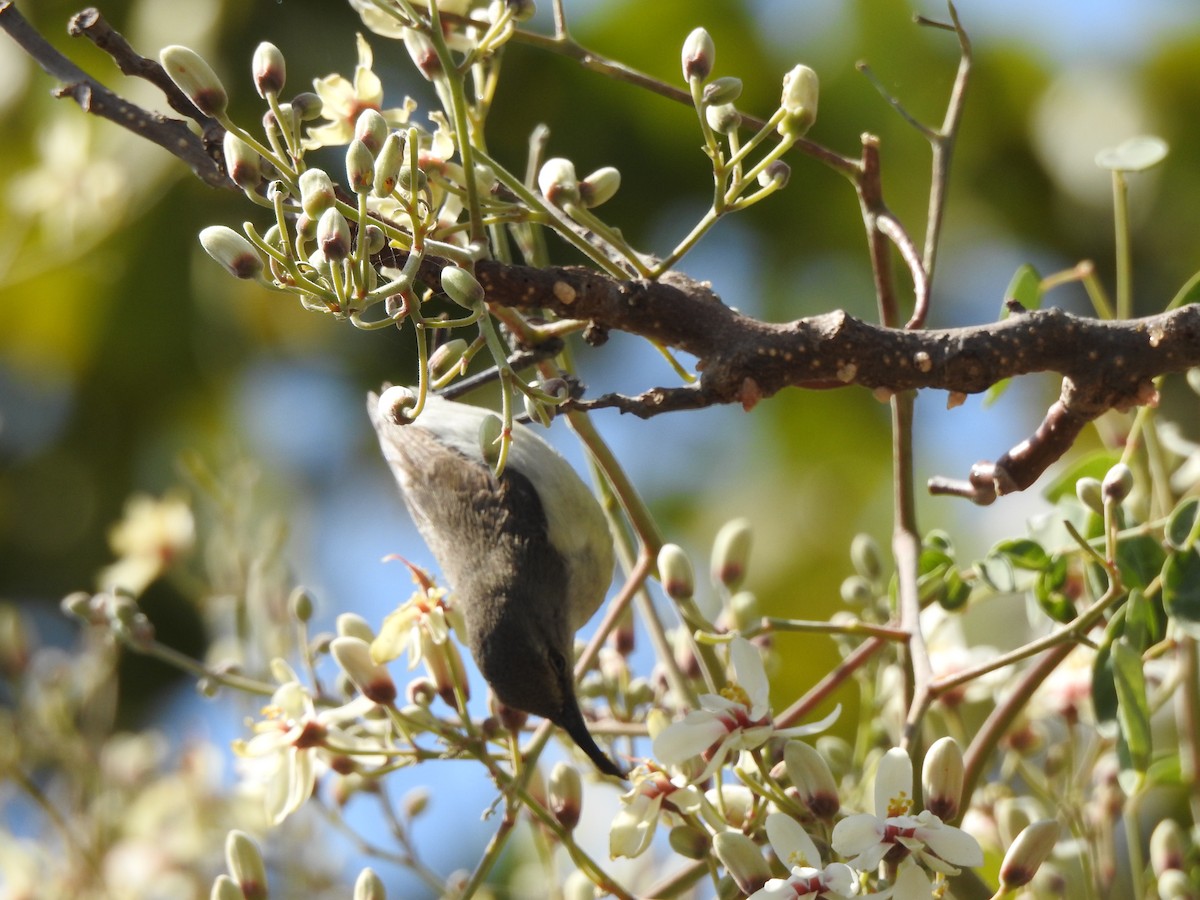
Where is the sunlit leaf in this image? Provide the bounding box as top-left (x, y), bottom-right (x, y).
top-left (1111, 637), bottom-right (1151, 774)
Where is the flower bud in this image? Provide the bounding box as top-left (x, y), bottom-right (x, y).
top-left (292, 91), bottom-right (323, 121)
top-left (252, 42), bottom-right (286, 97)
top-left (331, 636), bottom-right (398, 705)
top-left (429, 339), bottom-right (470, 378)
top-left (199, 226), bottom-right (263, 280)
top-left (999, 819), bottom-right (1060, 889)
top-left (222, 132), bottom-right (262, 190)
top-left (1102, 462), bottom-right (1133, 504)
top-left (406, 676), bottom-right (437, 707)
top-left (160, 45), bottom-right (228, 116)
top-left (337, 612), bottom-right (376, 642)
top-left (784, 740), bottom-right (839, 820)
top-left (579, 166), bottom-right (621, 208)
top-left (374, 132), bottom-right (404, 197)
top-left (354, 109), bottom-right (389, 155)
top-left (727, 591), bottom-right (760, 632)
top-left (353, 868), bottom-right (386, 900)
top-left (712, 517), bottom-right (752, 590)
top-left (851, 532), bottom-right (884, 581)
top-left (289, 587), bottom-right (314, 622)
top-left (62, 591), bottom-right (103, 623)
top-left (1075, 476), bottom-right (1104, 514)
top-left (705, 102), bottom-right (741, 134)
top-left (479, 413), bottom-right (503, 468)
top-left (441, 265), bottom-right (485, 309)
top-left (702, 76), bottom-right (743, 107)
top-left (712, 831), bottom-right (769, 896)
top-left (403, 28), bottom-right (441, 80)
top-left (299, 168), bottom-right (336, 218)
top-left (921, 736), bottom-right (964, 822)
top-left (225, 830), bottom-right (267, 900)
top-left (211, 875), bottom-right (243, 900)
top-left (681, 27), bottom-right (714, 82)
top-left (1150, 818), bottom-right (1187, 877)
top-left (346, 139), bottom-right (375, 195)
top-left (548, 762), bottom-right (583, 831)
top-left (668, 824), bottom-right (710, 860)
top-left (538, 157), bottom-right (580, 206)
top-left (317, 208), bottom-right (352, 262)
top-left (778, 64), bottom-right (819, 138)
top-left (362, 224), bottom-right (386, 257)
top-left (1158, 869), bottom-right (1194, 899)
top-left (840, 575), bottom-right (873, 606)
top-left (657, 543), bottom-right (695, 601)
top-left (757, 160), bottom-right (790, 189)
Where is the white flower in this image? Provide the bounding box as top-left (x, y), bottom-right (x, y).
top-left (831, 748), bottom-right (982, 878)
top-left (371, 574), bottom-right (470, 706)
top-left (653, 637), bottom-right (839, 782)
top-left (609, 765), bottom-right (704, 859)
top-left (234, 680), bottom-right (377, 824)
top-left (98, 493), bottom-right (194, 596)
top-left (304, 34), bottom-right (416, 150)
top-left (749, 813), bottom-right (858, 899)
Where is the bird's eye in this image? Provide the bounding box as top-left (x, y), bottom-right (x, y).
top-left (548, 649), bottom-right (568, 675)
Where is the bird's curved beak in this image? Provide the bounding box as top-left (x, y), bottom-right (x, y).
top-left (555, 694), bottom-right (626, 779)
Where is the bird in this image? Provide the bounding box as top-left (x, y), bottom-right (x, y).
top-left (368, 385), bottom-right (625, 778)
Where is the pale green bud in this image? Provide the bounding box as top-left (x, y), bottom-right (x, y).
top-left (668, 824), bottom-right (710, 860)
top-left (657, 543), bottom-right (695, 600)
top-left (479, 413), bottom-right (503, 468)
top-left (778, 64), bottom-right (819, 138)
top-left (223, 132), bottom-right (261, 189)
top-left (579, 166), bottom-right (621, 208)
top-left (538, 157), bottom-right (580, 206)
top-left (757, 160), bottom-right (790, 189)
top-left (353, 868), bottom-right (386, 900)
top-left (428, 339), bottom-right (470, 378)
top-left (1075, 476), bottom-right (1104, 514)
top-left (727, 591), bottom-right (759, 632)
top-left (252, 42), bottom-right (286, 97)
top-left (299, 168), bottom-right (336, 218)
top-left (921, 736), bottom-right (964, 822)
top-left (999, 819), bottom-right (1060, 890)
top-left (712, 831), bottom-right (769, 896)
top-left (840, 575), bottom-right (873, 606)
top-left (291, 91), bottom-right (323, 121)
top-left (702, 76), bottom-right (743, 106)
top-left (441, 265), bottom-right (485, 309)
top-left (61, 591), bottom-right (100, 623)
top-left (705, 102), bottom-right (741, 134)
top-left (681, 27), bottom-right (714, 82)
top-left (362, 224), bottom-right (386, 257)
top-left (1102, 462), bottom-right (1133, 504)
top-left (548, 762), bottom-right (583, 831)
top-left (346, 139), bottom-right (375, 195)
top-left (374, 132), bottom-right (404, 197)
top-left (711, 517), bottom-right (752, 590)
top-left (317, 207), bottom-right (352, 262)
top-left (160, 45), bottom-right (228, 116)
top-left (851, 532), bottom-right (883, 580)
top-left (199, 226), bottom-right (263, 280)
top-left (403, 787), bottom-right (430, 819)
top-left (354, 109), bottom-right (388, 155)
top-left (289, 587), bottom-right (314, 622)
top-left (225, 830), bottom-right (268, 900)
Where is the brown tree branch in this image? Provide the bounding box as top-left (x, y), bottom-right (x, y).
top-left (5, 3), bottom-right (1196, 507)
top-left (0, 2), bottom-right (227, 189)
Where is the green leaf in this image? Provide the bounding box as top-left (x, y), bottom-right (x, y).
top-left (1092, 639), bottom-right (1118, 724)
top-left (1163, 548), bottom-right (1200, 631)
top-left (1165, 497), bottom-right (1200, 551)
top-left (1116, 535), bottom-right (1165, 590)
top-left (938, 568), bottom-right (972, 612)
top-left (985, 264), bottom-right (1042, 407)
top-left (991, 538), bottom-right (1051, 571)
top-left (1111, 637), bottom-right (1151, 774)
top-left (1124, 589), bottom-right (1166, 651)
top-left (1033, 555), bottom-right (1074, 623)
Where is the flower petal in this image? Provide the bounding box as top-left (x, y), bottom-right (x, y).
top-left (653, 712), bottom-right (728, 765)
top-left (765, 812), bottom-right (822, 869)
top-left (729, 636), bottom-right (771, 713)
